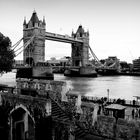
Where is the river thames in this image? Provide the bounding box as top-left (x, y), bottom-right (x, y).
top-left (0, 72), bottom-right (140, 100)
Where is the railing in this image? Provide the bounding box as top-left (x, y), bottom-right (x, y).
top-left (81, 95), bottom-right (140, 107)
top-left (67, 93), bottom-right (140, 108)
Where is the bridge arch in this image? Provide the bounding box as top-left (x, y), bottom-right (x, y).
top-left (25, 57), bottom-right (34, 66)
top-left (10, 104), bottom-right (35, 140)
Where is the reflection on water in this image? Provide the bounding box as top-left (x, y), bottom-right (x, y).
top-left (0, 72), bottom-right (140, 100)
top-left (0, 72), bottom-right (16, 87)
top-left (54, 74), bottom-right (140, 100)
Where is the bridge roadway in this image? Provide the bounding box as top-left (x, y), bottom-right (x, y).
top-left (45, 32), bottom-right (84, 44)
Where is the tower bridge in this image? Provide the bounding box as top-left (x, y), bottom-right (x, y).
top-left (22, 11), bottom-right (90, 68)
top-left (13, 11), bottom-right (120, 77)
top-left (12, 11), bottom-right (92, 67)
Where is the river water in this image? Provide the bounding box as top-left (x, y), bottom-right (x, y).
top-left (0, 72), bottom-right (140, 100)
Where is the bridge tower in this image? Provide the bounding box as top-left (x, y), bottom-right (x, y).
top-left (71, 25), bottom-right (89, 67)
top-left (23, 11), bottom-right (46, 65)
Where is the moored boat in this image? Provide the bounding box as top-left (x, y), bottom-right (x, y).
top-left (97, 68), bottom-right (119, 76)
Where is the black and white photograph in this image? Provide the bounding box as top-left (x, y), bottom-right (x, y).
top-left (0, 0), bottom-right (140, 139)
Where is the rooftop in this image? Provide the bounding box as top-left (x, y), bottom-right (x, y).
top-left (105, 104), bottom-right (126, 110)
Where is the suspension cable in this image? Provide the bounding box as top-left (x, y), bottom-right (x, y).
top-left (5, 38), bottom-right (23, 59)
top-left (12, 38), bottom-right (23, 50)
top-left (88, 46), bottom-right (104, 67)
top-left (15, 35), bottom-right (35, 57)
top-left (14, 39), bottom-right (30, 53)
top-left (14, 45), bottom-right (24, 53)
top-left (15, 49), bottom-right (24, 57)
top-left (24, 35), bottom-right (35, 50)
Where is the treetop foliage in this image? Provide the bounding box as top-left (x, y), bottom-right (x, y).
top-left (0, 32), bottom-right (15, 73)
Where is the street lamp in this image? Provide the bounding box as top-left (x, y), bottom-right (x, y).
top-left (107, 89), bottom-right (109, 102)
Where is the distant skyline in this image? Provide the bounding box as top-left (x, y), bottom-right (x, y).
top-left (0, 0), bottom-right (140, 63)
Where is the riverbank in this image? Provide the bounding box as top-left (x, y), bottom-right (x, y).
top-left (119, 72), bottom-right (140, 76)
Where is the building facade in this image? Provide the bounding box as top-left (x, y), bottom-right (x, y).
top-left (133, 57), bottom-right (140, 72)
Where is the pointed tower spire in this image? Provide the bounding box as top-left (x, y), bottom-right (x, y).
top-left (30, 10), bottom-right (39, 23)
top-left (71, 29), bottom-right (74, 37)
top-left (76, 25), bottom-right (84, 37)
top-left (28, 10), bottom-right (39, 27)
top-left (23, 17), bottom-right (26, 25)
top-left (43, 16), bottom-right (46, 25)
top-left (87, 29), bottom-right (89, 36)
top-left (33, 9), bottom-right (36, 14)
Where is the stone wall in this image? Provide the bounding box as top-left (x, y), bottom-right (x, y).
top-left (73, 101), bottom-right (140, 140)
top-left (94, 115), bottom-right (140, 140)
top-left (16, 78), bottom-right (68, 104)
top-left (116, 118), bottom-right (140, 140)
top-left (96, 115), bottom-right (116, 138)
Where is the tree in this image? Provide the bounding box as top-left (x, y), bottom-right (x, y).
top-left (0, 33), bottom-right (15, 74)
